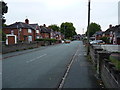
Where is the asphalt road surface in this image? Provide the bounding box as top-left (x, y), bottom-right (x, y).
top-left (2, 41), bottom-right (100, 88)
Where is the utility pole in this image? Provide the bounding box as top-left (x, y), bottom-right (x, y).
top-left (87, 0), bottom-right (91, 55)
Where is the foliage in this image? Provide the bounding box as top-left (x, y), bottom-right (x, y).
top-left (86, 22), bottom-right (101, 37)
top-left (109, 56), bottom-right (120, 70)
top-left (0, 1), bottom-right (8, 24)
top-left (36, 39), bottom-right (57, 42)
top-left (100, 36), bottom-right (110, 44)
top-left (60, 22), bottom-right (77, 39)
top-left (48, 24), bottom-right (60, 31)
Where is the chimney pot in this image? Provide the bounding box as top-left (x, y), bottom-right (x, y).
top-left (25, 19), bottom-right (29, 24)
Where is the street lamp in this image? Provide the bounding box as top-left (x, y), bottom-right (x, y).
top-left (87, 0), bottom-right (91, 55)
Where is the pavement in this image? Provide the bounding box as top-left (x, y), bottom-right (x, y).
top-left (2, 41), bottom-right (101, 88)
top-left (62, 42), bottom-right (101, 88)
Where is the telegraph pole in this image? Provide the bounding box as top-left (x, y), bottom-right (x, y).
top-left (87, 0), bottom-right (91, 55)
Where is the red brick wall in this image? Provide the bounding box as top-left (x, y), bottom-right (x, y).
top-left (3, 28), bottom-right (36, 42)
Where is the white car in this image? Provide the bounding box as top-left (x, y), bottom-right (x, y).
top-left (90, 40), bottom-right (105, 45)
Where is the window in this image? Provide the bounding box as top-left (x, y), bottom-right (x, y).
top-left (28, 29), bottom-right (32, 33)
top-left (36, 30), bottom-right (39, 33)
top-left (36, 36), bottom-right (40, 39)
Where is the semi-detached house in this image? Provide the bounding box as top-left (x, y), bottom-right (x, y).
top-left (3, 19), bottom-right (36, 45)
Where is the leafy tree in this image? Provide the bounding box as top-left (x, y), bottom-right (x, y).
top-left (0, 1), bottom-right (8, 24)
top-left (48, 24), bottom-right (60, 31)
top-left (0, 1), bottom-right (8, 41)
top-left (60, 22), bottom-right (77, 39)
top-left (86, 22), bottom-right (101, 37)
top-left (100, 36), bottom-right (110, 44)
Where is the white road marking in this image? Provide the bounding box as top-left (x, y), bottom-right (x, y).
top-left (58, 45), bottom-right (80, 88)
top-left (26, 54), bottom-right (47, 63)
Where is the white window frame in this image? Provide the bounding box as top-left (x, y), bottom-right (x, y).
top-left (36, 30), bottom-right (39, 33)
top-left (28, 29), bottom-right (32, 33)
top-left (36, 36), bottom-right (40, 39)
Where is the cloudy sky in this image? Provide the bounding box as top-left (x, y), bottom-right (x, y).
top-left (4, 0), bottom-right (120, 34)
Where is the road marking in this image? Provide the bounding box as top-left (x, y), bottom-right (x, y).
top-left (58, 45), bottom-right (80, 88)
top-left (26, 54), bottom-right (47, 63)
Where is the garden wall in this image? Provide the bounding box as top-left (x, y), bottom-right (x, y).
top-left (89, 45), bottom-right (120, 88)
top-left (2, 41), bottom-right (61, 54)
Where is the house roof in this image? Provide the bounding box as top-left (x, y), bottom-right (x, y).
top-left (104, 25), bottom-right (120, 34)
top-left (93, 31), bottom-right (104, 36)
top-left (29, 24), bottom-right (41, 31)
top-left (40, 26), bottom-right (51, 33)
top-left (3, 22), bottom-right (35, 30)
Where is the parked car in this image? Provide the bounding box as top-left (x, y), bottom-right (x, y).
top-left (64, 40), bottom-right (71, 43)
top-left (90, 40), bottom-right (105, 45)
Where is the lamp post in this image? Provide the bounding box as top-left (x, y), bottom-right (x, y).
top-left (87, 0), bottom-right (91, 55)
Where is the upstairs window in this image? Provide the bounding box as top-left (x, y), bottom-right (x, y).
top-left (36, 30), bottom-right (39, 33)
top-left (28, 29), bottom-right (32, 33)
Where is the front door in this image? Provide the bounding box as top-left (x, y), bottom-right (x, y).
top-left (8, 36), bottom-right (15, 45)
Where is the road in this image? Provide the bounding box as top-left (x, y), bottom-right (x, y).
top-left (2, 41), bottom-right (100, 88)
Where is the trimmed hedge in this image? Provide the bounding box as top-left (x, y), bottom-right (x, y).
top-left (35, 39), bottom-right (57, 42)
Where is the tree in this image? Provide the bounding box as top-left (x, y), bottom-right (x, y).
top-left (48, 24), bottom-right (60, 31)
top-left (0, 1), bottom-right (8, 24)
top-left (60, 22), bottom-right (77, 39)
top-left (86, 22), bottom-right (101, 37)
top-left (0, 1), bottom-right (8, 41)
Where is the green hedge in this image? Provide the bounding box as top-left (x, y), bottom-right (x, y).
top-left (35, 39), bottom-right (57, 42)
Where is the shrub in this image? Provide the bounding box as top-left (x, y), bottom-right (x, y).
top-left (100, 37), bottom-right (110, 44)
top-left (35, 39), bottom-right (57, 42)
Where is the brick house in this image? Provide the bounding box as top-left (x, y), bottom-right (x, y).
top-left (40, 24), bottom-right (51, 39)
top-left (104, 25), bottom-right (120, 45)
top-left (30, 24), bottom-right (42, 39)
top-left (93, 31), bottom-right (103, 40)
top-left (3, 19), bottom-right (36, 45)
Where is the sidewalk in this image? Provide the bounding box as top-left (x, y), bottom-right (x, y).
top-left (63, 43), bottom-right (101, 88)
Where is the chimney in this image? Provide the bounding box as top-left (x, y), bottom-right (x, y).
top-left (109, 24), bottom-right (112, 28)
top-left (25, 19), bottom-right (29, 24)
top-left (43, 24), bottom-right (46, 27)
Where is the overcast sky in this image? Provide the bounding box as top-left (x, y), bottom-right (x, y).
top-left (4, 0), bottom-right (119, 34)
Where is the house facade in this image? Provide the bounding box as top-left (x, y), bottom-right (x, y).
top-left (104, 25), bottom-right (120, 45)
top-left (3, 19), bottom-right (63, 45)
top-left (3, 20), bottom-right (36, 45)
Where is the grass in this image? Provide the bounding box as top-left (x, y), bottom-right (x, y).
top-left (109, 56), bottom-right (120, 70)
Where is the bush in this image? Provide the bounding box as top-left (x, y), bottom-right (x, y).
top-left (35, 39), bottom-right (57, 42)
top-left (100, 37), bottom-right (110, 44)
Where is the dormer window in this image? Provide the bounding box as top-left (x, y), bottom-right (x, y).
top-left (28, 29), bottom-right (32, 33)
top-left (36, 30), bottom-right (39, 33)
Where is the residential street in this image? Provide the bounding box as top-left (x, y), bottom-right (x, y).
top-left (2, 41), bottom-right (100, 88)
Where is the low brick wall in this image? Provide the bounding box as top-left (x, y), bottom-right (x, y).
top-left (89, 45), bottom-right (120, 88)
top-left (101, 61), bottom-right (120, 88)
top-left (101, 45), bottom-right (120, 52)
top-left (2, 41), bottom-right (61, 54)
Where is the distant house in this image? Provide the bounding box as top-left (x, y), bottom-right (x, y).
top-left (54, 31), bottom-right (62, 40)
top-left (104, 25), bottom-right (120, 45)
top-left (73, 34), bottom-right (81, 40)
top-left (93, 31), bottom-right (103, 40)
top-left (3, 19), bottom-right (36, 45)
top-left (30, 24), bottom-right (42, 39)
top-left (40, 24), bottom-right (51, 39)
